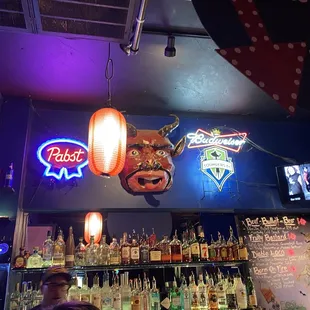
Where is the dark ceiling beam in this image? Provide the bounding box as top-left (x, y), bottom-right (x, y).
top-left (142, 26), bottom-right (211, 39)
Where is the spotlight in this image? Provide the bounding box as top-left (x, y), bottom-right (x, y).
top-left (164, 35), bottom-right (176, 57)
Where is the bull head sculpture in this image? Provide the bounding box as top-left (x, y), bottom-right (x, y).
top-left (119, 115), bottom-right (186, 194)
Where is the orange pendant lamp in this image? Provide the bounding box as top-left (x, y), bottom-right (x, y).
top-left (88, 43), bottom-right (127, 177)
top-left (84, 212), bottom-right (103, 244)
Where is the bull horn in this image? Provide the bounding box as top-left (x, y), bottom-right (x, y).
top-left (127, 123), bottom-right (137, 137)
top-left (158, 114), bottom-right (179, 137)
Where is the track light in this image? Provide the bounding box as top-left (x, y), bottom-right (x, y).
top-left (164, 35), bottom-right (176, 57)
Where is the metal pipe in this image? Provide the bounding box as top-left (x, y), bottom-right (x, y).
top-left (142, 28), bottom-right (211, 39)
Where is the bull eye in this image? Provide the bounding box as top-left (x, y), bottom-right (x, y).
top-left (129, 149), bottom-right (139, 157)
top-left (156, 150), bottom-right (166, 157)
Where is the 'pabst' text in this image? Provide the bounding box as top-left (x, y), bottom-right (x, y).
top-left (47, 147), bottom-right (85, 163)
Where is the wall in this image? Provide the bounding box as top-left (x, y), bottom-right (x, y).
top-left (22, 108), bottom-right (310, 213)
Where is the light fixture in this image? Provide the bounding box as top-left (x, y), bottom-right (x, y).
top-left (164, 35), bottom-right (176, 57)
top-left (84, 212), bottom-right (103, 244)
top-left (88, 43), bottom-right (127, 177)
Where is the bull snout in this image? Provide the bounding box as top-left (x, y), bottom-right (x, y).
top-left (140, 159), bottom-right (162, 171)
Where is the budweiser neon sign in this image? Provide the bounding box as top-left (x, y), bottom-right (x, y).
top-left (37, 138), bottom-right (88, 180)
top-left (187, 128), bottom-right (247, 153)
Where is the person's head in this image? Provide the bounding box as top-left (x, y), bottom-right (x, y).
top-left (52, 301), bottom-right (100, 310)
top-left (40, 267), bottom-right (72, 306)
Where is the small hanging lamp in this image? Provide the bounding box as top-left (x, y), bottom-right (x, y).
top-left (84, 212), bottom-right (103, 244)
top-left (88, 43), bottom-right (127, 177)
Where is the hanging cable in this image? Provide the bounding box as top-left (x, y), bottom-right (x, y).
top-left (105, 43), bottom-right (114, 107)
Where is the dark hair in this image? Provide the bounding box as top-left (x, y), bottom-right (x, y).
top-left (53, 301), bottom-right (100, 310)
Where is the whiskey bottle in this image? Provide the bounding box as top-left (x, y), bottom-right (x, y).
top-left (121, 232), bottom-right (131, 265)
top-left (13, 247), bottom-right (26, 269)
top-left (238, 237), bottom-right (248, 260)
top-left (75, 237), bottom-right (86, 266)
top-left (52, 229), bottom-right (66, 266)
top-left (189, 229), bottom-right (200, 262)
top-left (98, 235), bottom-right (110, 265)
top-left (170, 230), bottom-right (182, 263)
top-left (65, 226), bottom-right (75, 267)
top-left (42, 231), bottom-right (53, 267)
top-left (182, 230), bottom-right (191, 263)
top-left (110, 237), bottom-right (121, 265)
top-left (140, 235), bottom-right (150, 264)
top-left (208, 235), bottom-right (217, 261)
top-left (215, 232), bottom-right (222, 261)
top-left (149, 240), bottom-right (161, 263)
top-left (85, 235), bottom-right (99, 266)
top-left (130, 237), bottom-right (140, 265)
top-left (227, 226), bottom-right (239, 261)
top-left (197, 226), bottom-right (208, 261)
top-left (160, 235), bottom-right (171, 263)
top-left (220, 236), bottom-right (228, 261)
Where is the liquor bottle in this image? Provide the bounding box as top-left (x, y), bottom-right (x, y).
top-left (65, 226), bottom-right (75, 267)
top-left (170, 230), bottom-right (182, 263)
top-left (141, 274), bottom-right (150, 310)
top-left (149, 236), bottom-right (162, 263)
top-left (130, 237), bottom-right (140, 265)
top-left (131, 278), bottom-right (141, 310)
top-left (110, 237), bottom-right (121, 265)
top-left (160, 235), bottom-right (171, 263)
top-left (161, 282), bottom-right (171, 310)
top-left (170, 278), bottom-right (181, 310)
top-left (216, 272), bottom-right (227, 309)
top-left (190, 229), bottom-right (200, 262)
top-left (150, 276), bottom-right (160, 310)
top-left (32, 283), bottom-right (43, 307)
top-left (42, 231), bottom-right (53, 267)
top-left (220, 236), bottom-right (228, 261)
top-left (140, 234), bottom-right (150, 264)
top-left (102, 272), bottom-right (113, 310)
top-left (20, 281), bottom-right (33, 310)
top-left (91, 274), bottom-right (102, 308)
top-left (121, 232), bottom-right (131, 265)
top-left (182, 231), bottom-right (191, 263)
top-left (235, 270), bottom-right (247, 309)
top-left (227, 226), bottom-right (239, 261)
top-left (26, 247), bottom-right (43, 268)
top-left (121, 272), bottom-right (131, 310)
top-left (238, 237), bottom-right (248, 260)
top-left (180, 275), bottom-right (190, 310)
top-left (246, 276), bottom-right (257, 308)
top-left (53, 229), bottom-right (66, 266)
top-left (149, 228), bottom-right (156, 248)
top-left (198, 273), bottom-right (208, 310)
top-left (215, 232), bottom-right (222, 261)
top-left (85, 235), bottom-right (99, 266)
top-left (9, 282), bottom-right (20, 310)
top-left (197, 226), bottom-right (209, 261)
top-left (4, 163), bottom-right (14, 188)
top-left (80, 274), bottom-right (91, 303)
top-left (208, 278), bottom-right (218, 310)
top-left (98, 235), bottom-right (109, 265)
top-left (75, 237), bottom-right (86, 266)
top-left (226, 279), bottom-right (238, 310)
top-left (68, 276), bottom-right (80, 301)
top-left (13, 247), bottom-right (27, 269)
top-left (189, 275), bottom-right (199, 310)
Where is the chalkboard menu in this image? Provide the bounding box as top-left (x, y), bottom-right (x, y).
top-left (237, 215), bottom-right (310, 310)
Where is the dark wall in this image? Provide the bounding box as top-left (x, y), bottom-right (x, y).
top-left (23, 108), bottom-right (310, 213)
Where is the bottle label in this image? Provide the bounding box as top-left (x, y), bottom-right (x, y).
top-left (200, 244), bottom-right (209, 259)
top-left (53, 252), bottom-right (64, 259)
top-left (172, 296), bottom-right (181, 306)
top-left (226, 293), bottom-right (237, 307)
top-left (249, 294), bottom-right (257, 306)
top-left (150, 250), bottom-right (161, 261)
top-left (232, 244), bottom-right (239, 260)
top-left (239, 248), bottom-right (248, 260)
top-left (131, 248), bottom-right (140, 260)
top-left (209, 248), bottom-right (216, 259)
top-left (65, 255), bottom-right (74, 262)
top-left (227, 246), bottom-right (234, 260)
top-left (122, 246), bottom-right (130, 258)
top-left (110, 256), bottom-right (120, 264)
top-left (43, 253), bottom-right (52, 261)
top-left (191, 243), bottom-right (200, 255)
top-left (102, 296), bottom-right (112, 307)
top-left (92, 294), bottom-right (101, 307)
top-left (15, 257), bottom-right (25, 268)
top-left (69, 295), bottom-right (80, 301)
top-left (81, 294), bottom-right (90, 303)
top-left (208, 293), bottom-right (218, 307)
top-left (131, 296), bottom-right (141, 310)
top-left (171, 253), bottom-right (182, 262)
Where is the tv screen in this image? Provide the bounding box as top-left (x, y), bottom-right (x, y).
top-left (276, 164), bottom-right (310, 204)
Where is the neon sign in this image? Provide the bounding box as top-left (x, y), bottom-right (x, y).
top-left (187, 128), bottom-right (247, 153)
top-left (37, 138), bottom-right (88, 180)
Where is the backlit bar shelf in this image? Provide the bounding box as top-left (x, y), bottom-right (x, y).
top-left (11, 260), bottom-right (248, 273)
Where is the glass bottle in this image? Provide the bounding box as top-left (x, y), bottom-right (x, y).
top-left (150, 276), bottom-right (160, 310)
top-left (121, 272), bottom-right (132, 310)
top-left (189, 275), bottom-right (199, 310)
top-left (220, 236), bottom-right (228, 261)
top-left (130, 236), bottom-right (140, 265)
top-left (13, 247), bottom-right (27, 269)
top-left (215, 232), bottom-right (222, 262)
top-left (110, 237), bottom-right (121, 265)
top-left (121, 232), bottom-right (131, 265)
top-left (68, 276), bottom-right (80, 301)
top-left (80, 274), bottom-right (91, 303)
top-left (149, 238), bottom-right (162, 263)
top-left (160, 235), bottom-right (171, 263)
top-left (32, 283), bottom-right (43, 307)
top-left (197, 226), bottom-right (209, 261)
top-left (141, 274), bottom-right (150, 310)
top-left (86, 235), bottom-right (99, 266)
top-left (235, 271), bottom-right (247, 309)
top-left (198, 273), bottom-right (207, 310)
top-left (91, 274), bottom-right (102, 308)
top-left (9, 282), bottom-right (20, 310)
top-left (42, 231), bottom-right (53, 267)
top-left (52, 229), bottom-right (66, 266)
top-left (208, 278), bottom-right (218, 310)
top-left (140, 235), bottom-right (150, 264)
top-left (131, 278), bottom-right (141, 310)
top-left (75, 237), bottom-right (86, 266)
top-left (226, 278), bottom-right (238, 310)
top-left (27, 247), bottom-right (43, 268)
top-left (149, 228), bottom-right (157, 248)
top-left (170, 278), bottom-right (181, 310)
top-left (102, 272), bottom-right (113, 310)
top-left (227, 226), bottom-right (239, 261)
top-left (190, 229), bottom-right (200, 262)
top-left (216, 272), bottom-right (227, 309)
top-left (246, 276), bottom-right (257, 308)
top-left (182, 231), bottom-right (191, 263)
top-left (170, 230), bottom-right (182, 263)
top-left (98, 235), bottom-right (110, 265)
top-left (209, 235), bottom-right (217, 261)
top-left (20, 281), bottom-right (33, 310)
top-left (65, 226), bottom-right (75, 267)
top-left (238, 237), bottom-right (248, 260)
top-left (180, 275), bottom-right (190, 310)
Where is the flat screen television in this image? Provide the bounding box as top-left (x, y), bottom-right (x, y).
top-left (276, 163), bottom-right (310, 205)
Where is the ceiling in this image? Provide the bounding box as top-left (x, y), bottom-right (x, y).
top-left (0, 0), bottom-right (308, 119)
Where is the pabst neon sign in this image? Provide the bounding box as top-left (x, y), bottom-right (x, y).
top-left (187, 128), bottom-right (247, 153)
top-left (37, 138), bottom-right (88, 180)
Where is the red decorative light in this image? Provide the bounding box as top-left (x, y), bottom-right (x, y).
top-left (84, 212), bottom-right (103, 244)
top-left (88, 108), bottom-right (127, 177)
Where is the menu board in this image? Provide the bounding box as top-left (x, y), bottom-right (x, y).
top-left (237, 215), bottom-right (310, 310)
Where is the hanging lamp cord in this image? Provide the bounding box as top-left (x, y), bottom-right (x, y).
top-left (105, 42), bottom-right (114, 107)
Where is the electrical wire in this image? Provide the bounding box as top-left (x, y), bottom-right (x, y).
top-left (105, 42), bottom-right (114, 107)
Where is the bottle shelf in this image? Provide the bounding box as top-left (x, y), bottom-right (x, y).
top-left (11, 260), bottom-right (248, 274)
